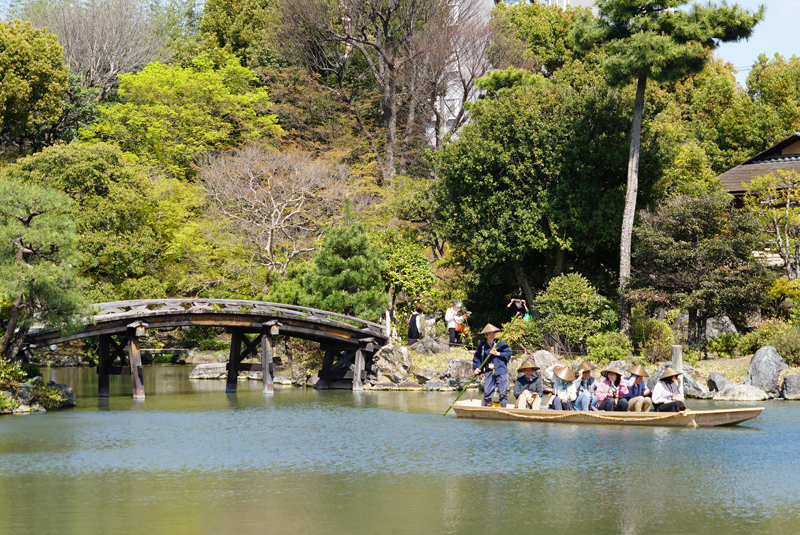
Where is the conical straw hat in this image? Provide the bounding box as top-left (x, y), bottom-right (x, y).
top-left (554, 366), bottom-right (575, 382)
top-left (480, 323), bottom-right (501, 335)
top-left (517, 359), bottom-right (539, 372)
top-left (627, 364), bottom-right (649, 378)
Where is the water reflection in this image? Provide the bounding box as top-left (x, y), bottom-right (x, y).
top-left (0, 367), bottom-right (798, 535)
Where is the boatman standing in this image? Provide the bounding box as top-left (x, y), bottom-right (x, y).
top-left (473, 324), bottom-right (512, 408)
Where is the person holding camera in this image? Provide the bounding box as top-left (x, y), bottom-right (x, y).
top-left (506, 298), bottom-right (528, 319)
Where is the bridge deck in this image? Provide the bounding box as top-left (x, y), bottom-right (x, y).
top-left (25, 299), bottom-right (389, 349)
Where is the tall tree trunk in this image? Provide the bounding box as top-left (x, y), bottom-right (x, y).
top-left (513, 260), bottom-right (536, 314)
top-left (619, 74), bottom-right (647, 337)
top-left (382, 74), bottom-right (398, 179)
top-left (0, 292), bottom-right (25, 359)
top-left (687, 308), bottom-right (698, 348)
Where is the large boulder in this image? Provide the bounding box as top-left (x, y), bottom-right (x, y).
top-left (47, 382), bottom-right (76, 406)
top-left (442, 359), bottom-right (474, 389)
top-left (185, 352), bottom-right (218, 365)
top-left (372, 345), bottom-right (411, 384)
top-left (646, 362), bottom-right (712, 399)
top-left (781, 375), bottom-right (800, 400)
top-left (706, 316), bottom-right (738, 338)
top-left (707, 372), bottom-right (732, 392)
top-left (713, 383), bottom-right (769, 401)
top-left (410, 337), bottom-right (449, 356)
top-left (188, 363), bottom-right (227, 379)
top-left (744, 346), bottom-right (787, 396)
top-left (17, 383), bottom-right (32, 405)
top-left (413, 368), bottom-right (436, 384)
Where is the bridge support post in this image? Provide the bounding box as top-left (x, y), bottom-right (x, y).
top-left (227, 331), bottom-right (242, 393)
top-left (261, 332), bottom-right (274, 395)
top-left (353, 349), bottom-right (364, 391)
top-left (318, 349), bottom-right (334, 389)
top-left (127, 328), bottom-right (145, 399)
top-left (97, 335), bottom-right (110, 397)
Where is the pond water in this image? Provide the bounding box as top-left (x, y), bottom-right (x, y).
top-left (1, 366), bottom-right (799, 535)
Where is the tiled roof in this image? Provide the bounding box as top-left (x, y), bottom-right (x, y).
top-left (720, 157), bottom-right (800, 195)
top-left (719, 132), bottom-right (800, 195)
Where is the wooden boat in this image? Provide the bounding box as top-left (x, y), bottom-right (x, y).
top-left (451, 399), bottom-right (764, 427)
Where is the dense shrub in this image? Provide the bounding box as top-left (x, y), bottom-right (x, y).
top-left (770, 330), bottom-right (800, 366)
top-left (178, 326), bottom-right (228, 351)
top-left (586, 331), bottom-right (633, 364)
top-left (21, 363), bottom-right (41, 380)
top-left (739, 319), bottom-right (794, 355)
top-left (30, 383), bottom-right (66, 410)
top-left (630, 311), bottom-right (674, 363)
top-left (707, 332), bottom-right (740, 359)
top-left (0, 394), bottom-right (17, 411)
top-left (0, 361), bottom-right (25, 390)
top-left (534, 273), bottom-right (617, 353)
top-left (501, 318), bottom-right (544, 351)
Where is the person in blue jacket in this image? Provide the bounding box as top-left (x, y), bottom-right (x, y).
top-left (472, 323), bottom-right (512, 408)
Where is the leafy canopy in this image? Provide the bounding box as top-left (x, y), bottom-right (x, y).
top-left (0, 20), bottom-right (68, 150)
top-left (82, 54), bottom-right (282, 179)
top-left (572, 0), bottom-right (765, 86)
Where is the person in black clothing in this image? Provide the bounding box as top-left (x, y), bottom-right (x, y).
top-left (407, 304), bottom-right (424, 346)
top-left (506, 298), bottom-right (528, 318)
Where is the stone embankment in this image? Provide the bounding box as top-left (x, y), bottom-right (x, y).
top-left (1, 376), bottom-right (77, 415)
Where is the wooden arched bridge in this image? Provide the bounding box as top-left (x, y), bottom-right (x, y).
top-left (24, 299), bottom-right (390, 399)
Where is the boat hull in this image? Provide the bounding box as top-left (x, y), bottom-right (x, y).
top-left (451, 400), bottom-right (764, 427)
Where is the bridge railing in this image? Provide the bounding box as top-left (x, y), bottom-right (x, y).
top-left (90, 299), bottom-right (387, 334)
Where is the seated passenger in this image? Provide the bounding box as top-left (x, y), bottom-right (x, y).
top-left (573, 361), bottom-right (597, 411)
top-left (624, 364), bottom-right (652, 412)
top-left (595, 366), bottom-right (629, 411)
top-left (545, 365), bottom-right (576, 410)
top-left (652, 367), bottom-right (686, 412)
top-left (513, 359), bottom-right (542, 410)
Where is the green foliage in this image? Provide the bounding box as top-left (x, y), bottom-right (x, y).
top-left (0, 394), bottom-right (18, 411)
top-left (707, 332), bottom-right (740, 359)
top-left (0, 20), bottom-right (68, 151)
top-left (534, 273), bottom-right (617, 352)
top-left (0, 177), bottom-right (86, 357)
top-left (747, 54), bottom-right (800, 135)
top-left (630, 307), bottom-right (674, 363)
top-left (200, 0), bottom-right (281, 69)
top-left (500, 317), bottom-right (544, 352)
top-left (83, 56), bottom-right (282, 179)
top-left (436, 63), bottom-right (675, 294)
top-left (572, 0), bottom-right (764, 87)
top-left (29, 382), bottom-right (66, 410)
top-left (301, 207), bottom-right (388, 321)
top-left (474, 67), bottom-right (542, 99)
top-left (376, 228), bottom-right (435, 313)
top-left (20, 363), bottom-right (41, 380)
top-left (178, 326), bottom-right (228, 351)
top-left (632, 191), bottom-right (771, 344)
top-left (152, 354), bottom-right (177, 364)
top-left (0, 361), bottom-right (26, 390)
top-left (1, 143), bottom-right (200, 299)
top-left (770, 330), bottom-right (800, 367)
top-left (738, 319), bottom-right (794, 356)
top-left (491, 2), bottom-right (590, 76)
top-left (586, 331), bottom-right (633, 365)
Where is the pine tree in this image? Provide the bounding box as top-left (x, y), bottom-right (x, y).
top-left (301, 202), bottom-right (387, 321)
top-left (0, 177), bottom-right (86, 360)
top-left (572, 0), bottom-right (764, 336)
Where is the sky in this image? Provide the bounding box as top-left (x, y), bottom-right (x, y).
top-left (714, 0), bottom-right (800, 86)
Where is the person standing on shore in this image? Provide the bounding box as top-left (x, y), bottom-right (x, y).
top-left (407, 304), bottom-right (424, 346)
top-left (445, 301), bottom-right (466, 347)
top-left (472, 324), bottom-right (512, 408)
